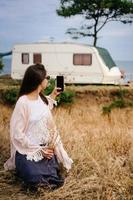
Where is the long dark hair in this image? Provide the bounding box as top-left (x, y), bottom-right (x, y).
top-left (18, 63), bottom-right (48, 105)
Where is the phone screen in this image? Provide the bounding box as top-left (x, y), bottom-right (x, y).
top-left (56, 76), bottom-right (64, 92)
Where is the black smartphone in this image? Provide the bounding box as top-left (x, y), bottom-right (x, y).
top-left (56, 76), bottom-right (64, 92)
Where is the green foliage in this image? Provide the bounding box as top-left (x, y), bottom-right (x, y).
top-left (1, 78), bottom-right (75, 105)
top-left (102, 105), bottom-right (112, 114)
top-left (57, 0), bottom-right (133, 46)
top-left (44, 78), bottom-right (75, 105)
top-left (0, 58), bottom-right (4, 71)
top-left (110, 88), bottom-right (128, 98)
top-left (2, 88), bottom-right (18, 105)
top-left (44, 79), bottom-right (55, 95)
top-left (103, 98), bottom-right (125, 114)
top-left (56, 90), bottom-right (75, 105)
top-left (103, 88), bottom-right (133, 114)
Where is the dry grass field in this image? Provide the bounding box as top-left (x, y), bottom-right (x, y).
top-left (0, 86), bottom-right (133, 200)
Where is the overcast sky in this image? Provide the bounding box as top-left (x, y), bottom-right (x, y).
top-left (0, 0), bottom-right (133, 61)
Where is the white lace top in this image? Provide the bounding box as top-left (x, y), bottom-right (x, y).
top-left (25, 96), bottom-right (52, 161)
top-left (4, 95), bottom-right (73, 171)
top-left (26, 97), bottom-right (51, 145)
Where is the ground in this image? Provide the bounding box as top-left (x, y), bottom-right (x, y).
top-left (0, 76), bottom-right (133, 200)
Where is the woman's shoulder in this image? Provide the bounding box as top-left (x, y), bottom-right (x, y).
top-left (11, 96), bottom-right (30, 119)
top-left (15, 95), bottom-right (28, 107)
top-left (17, 95), bottom-right (27, 103)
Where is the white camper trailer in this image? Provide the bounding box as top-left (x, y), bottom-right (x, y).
top-left (11, 42), bottom-right (122, 84)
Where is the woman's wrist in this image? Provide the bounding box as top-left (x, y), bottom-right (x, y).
top-left (49, 93), bottom-right (56, 100)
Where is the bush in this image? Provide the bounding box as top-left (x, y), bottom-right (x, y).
top-left (44, 79), bottom-right (55, 95)
top-left (56, 90), bottom-right (75, 105)
top-left (102, 105), bottom-right (112, 114)
top-left (2, 88), bottom-right (18, 105)
top-left (1, 78), bottom-right (75, 106)
top-left (0, 58), bottom-right (4, 71)
top-left (102, 98), bottom-right (133, 115)
top-left (102, 86), bottom-right (133, 115)
top-left (44, 78), bottom-right (75, 105)
top-left (110, 89), bottom-right (128, 98)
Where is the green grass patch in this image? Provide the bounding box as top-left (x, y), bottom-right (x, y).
top-left (103, 95), bottom-right (133, 114)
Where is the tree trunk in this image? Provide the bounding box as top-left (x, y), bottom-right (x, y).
top-left (93, 20), bottom-right (98, 47)
top-left (93, 35), bottom-right (97, 47)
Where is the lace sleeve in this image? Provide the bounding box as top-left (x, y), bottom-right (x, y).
top-left (11, 100), bottom-right (42, 155)
top-left (46, 95), bottom-right (57, 110)
top-left (54, 134), bottom-right (73, 171)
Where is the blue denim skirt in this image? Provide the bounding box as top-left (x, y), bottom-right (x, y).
top-left (15, 151), bottom-right (64, 188)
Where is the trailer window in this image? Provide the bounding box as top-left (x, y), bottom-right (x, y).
top-left (33, 53), bottom-right (42, 64)
top-left (22, 53), bottom-right (29, 64)
top-left (73, 54), bottom-right (92, 65)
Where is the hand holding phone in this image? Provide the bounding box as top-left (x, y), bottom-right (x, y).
top-left (56, 76), bottom-right (64, 92)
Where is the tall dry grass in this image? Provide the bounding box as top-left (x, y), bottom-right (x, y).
top-left (0, 94), bottom-right (133, 200)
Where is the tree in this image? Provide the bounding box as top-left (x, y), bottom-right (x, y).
top-left (0, 51), bottom-right (12, 72)
top-left (57, 0), bottom-right (133, 46)
top-left (0, 57), bottom-right (4, 71)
